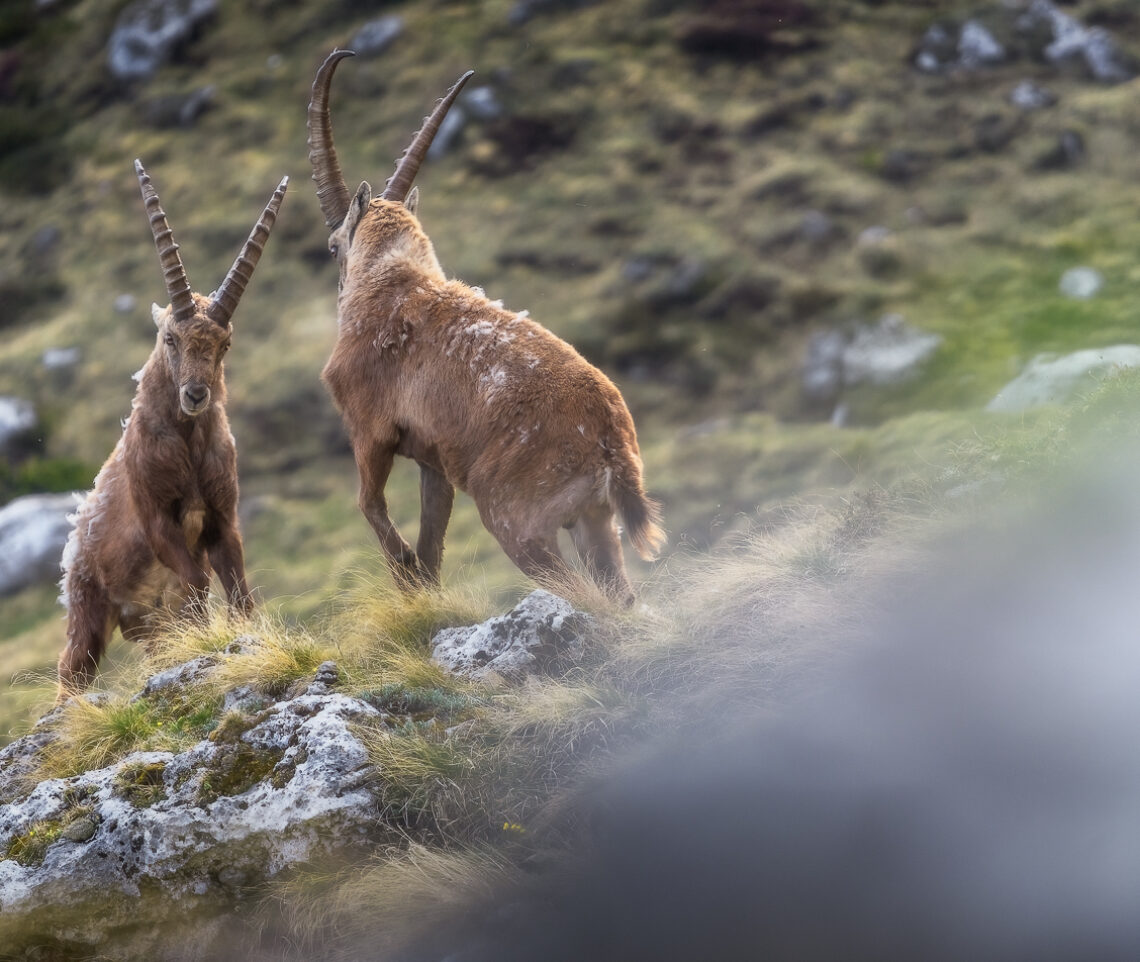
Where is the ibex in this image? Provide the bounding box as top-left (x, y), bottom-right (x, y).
top-left (56, 161), bottom-right (287, 696)
top-left (307, 50), bottom-right (664, 604)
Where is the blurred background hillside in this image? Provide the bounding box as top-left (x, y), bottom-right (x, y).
top-left (3, 0), bottom-right (1140, 738)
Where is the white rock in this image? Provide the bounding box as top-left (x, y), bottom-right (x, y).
top-left (842, 314), bottom-right (942, 387)
top-left (987, 345), bottom-right (1140, 412)
top-left (432, 590), bottom-right (592, 682)
top-left (1059, 266), bottom-right (1103, 300)
top-left (0, 492), bottom-right (77, 596)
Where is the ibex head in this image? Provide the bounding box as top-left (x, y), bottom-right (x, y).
top-left (307, 50), bottom-right (472, 281)
top-left (135, 159), bottom-right (287, 417)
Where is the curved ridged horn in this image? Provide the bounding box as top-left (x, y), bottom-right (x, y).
top-left (307, 48), bottom-right (355, 230)
top-left (208, 176), bottom-right (289, 326)
top-left (135, 159), bottom-right (195, 323)
top-left (381, 69), bottom-right (474, 203)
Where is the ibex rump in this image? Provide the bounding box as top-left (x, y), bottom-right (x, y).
top-left (308, 50), bottom-right (664, 604)
top-left (56, 162), bottom-right (287, 696)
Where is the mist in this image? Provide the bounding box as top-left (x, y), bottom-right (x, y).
top-left (396, 467), bottom-right (1140, 961)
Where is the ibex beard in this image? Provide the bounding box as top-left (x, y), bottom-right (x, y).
top-left (308, 51), bottom-right (665, 605)
top-left (56, 162), bottom-right (287, 698)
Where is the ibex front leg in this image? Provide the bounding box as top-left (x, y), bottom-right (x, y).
top-left (206, 516), bottom-right (255, 615)
top-left (357, 439), bottom-right (427, 591)
top-left (416, 464), bottom-right (454, 587)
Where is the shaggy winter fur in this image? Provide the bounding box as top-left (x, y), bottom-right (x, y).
top-left (56, 164), bottom-right (286, 696)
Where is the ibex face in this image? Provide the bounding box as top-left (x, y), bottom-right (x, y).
top-left (135, 159), bottom-right (287, 418)
top-left (152, 296), bottom-right (232, 417)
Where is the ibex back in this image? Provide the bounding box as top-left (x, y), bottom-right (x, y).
top-left (57, 162), bottom-right (287, 697)
top-left (308, 51), bottom-right (664, 604)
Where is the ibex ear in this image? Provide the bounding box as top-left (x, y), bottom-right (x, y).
top-left (346, 180), bottom-right (371, 245)
top-left (404, 186), bottom-right (419, 217)
top-left (151, 303), bottom-right (166, 327)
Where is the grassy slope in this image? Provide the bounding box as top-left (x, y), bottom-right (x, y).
top-left (3, 0), bottom-right (1140, 737)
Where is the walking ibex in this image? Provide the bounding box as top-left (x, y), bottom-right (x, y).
top-left (307, 50), bottom-right (664, 604)
top-left (57, 161), bottom-right (287, 696)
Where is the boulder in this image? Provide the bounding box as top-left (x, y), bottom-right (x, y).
top-left (349, 15), bottom-right (404, 58)
top-left (914, 19), bottom-right (1005, 73)
top-left (1059, 266), bottom-right (1103, 300)
top-left (986, 346), bottom-right (1140, 413)
top-left (1022, 0), bottom-right (1135, 83)
top-left (841, 314), bottom-right (942, 388)
top-left (432, 590), bottom-right (593, 682)
top-left (1009, 79), bottom-right (1056, 110)
top-left (106, 0), bottom-right (217, 82)
top-left (0, 396), bottom-right (37, 459)
top-left (0, 492), bottom-right (76, 597)
top-left (41, 347), bottom-right (80, 371)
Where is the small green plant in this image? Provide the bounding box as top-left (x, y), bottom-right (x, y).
top-left (113, 761), bottom-right (168, 808)
top-left (4, 819), bottom-right (64, 867)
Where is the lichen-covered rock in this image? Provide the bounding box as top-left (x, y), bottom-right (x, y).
top-left (0, 671), bottom-right (381, 956)
top-left (432, 590), bottom-right (593, 682)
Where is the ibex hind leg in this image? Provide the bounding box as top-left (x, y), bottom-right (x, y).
top-left (357, 440), bottom-right (430, 592)
top-left (57, 583), bottom-right (115, 700)
top-left (416, 465), bottom-right (455, 587)
top-left (496, 527), bottom-right (581, 596)
top-left (570, 510), bottom-right (635, 607)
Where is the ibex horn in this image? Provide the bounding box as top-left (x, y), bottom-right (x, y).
top-left (381, 69), bottom-right (474, 203)
top-left (209, 176), bottom-right (289, 326)
top-left (135, 159), bottom-right (195, 324)
top-left (307, 48), bottom-right (355, 230)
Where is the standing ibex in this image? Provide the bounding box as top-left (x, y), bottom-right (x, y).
top-left (307, 50), bottom-right (664, 604)
top-left (56, 161), bottom-right (287, 696)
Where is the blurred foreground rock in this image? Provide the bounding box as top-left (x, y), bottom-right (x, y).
top-left (0, 493), bottom-right (75, 597)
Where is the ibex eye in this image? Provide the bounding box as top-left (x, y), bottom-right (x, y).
top-left (164, 333), bottom-right (175, 346)
top-left (330, 243), bottom-right (339, 258)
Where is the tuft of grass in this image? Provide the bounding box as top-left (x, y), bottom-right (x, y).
top-left (329, 575), bottom-right (494, 698)
top-left (359, 722), bottom-right (479, 833)
top-left (3, 819), bottom-right (64, 867)
top-left (264, 844), bottom-right (522, 962)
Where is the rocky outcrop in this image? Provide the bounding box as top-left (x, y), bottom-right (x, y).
top-left (0, 591), bottom-right (593, 957)
top-left (0, 676), bottom-right (380, 956)
top-left (0, 492), bottom-right (76, 597)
